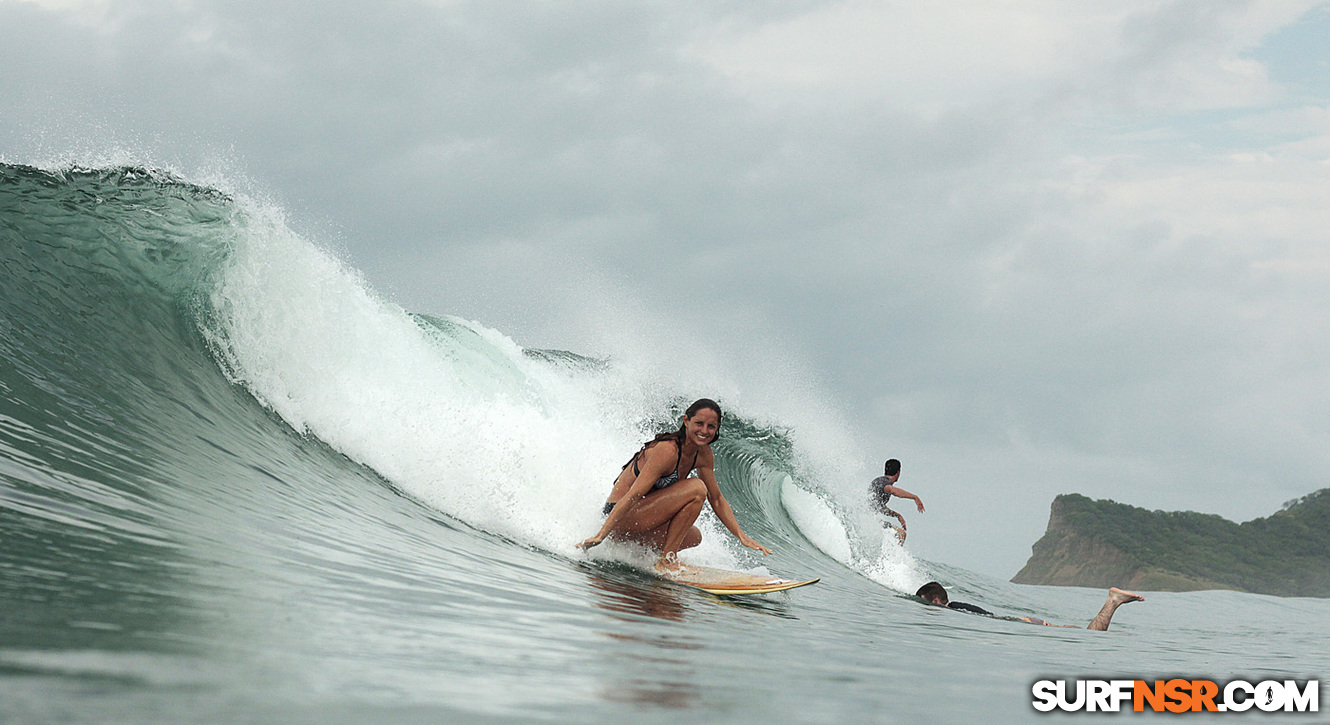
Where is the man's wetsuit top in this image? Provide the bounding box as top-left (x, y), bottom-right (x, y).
top-left (948, 601), bottom-right (1049, 625)
top-left (869, 475), bottom-right (894, 511)
top-left (947, 601), bottom-right (993, 616)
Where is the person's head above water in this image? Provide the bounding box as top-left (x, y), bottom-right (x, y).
top-left (680, 398), bottom-right (722, 445)
top-left (915, 581), bottom-right (948, 606)
top-left (649, 398), bottom-right (722, 448)
top-left (884, 459), bottom-right (901, 477)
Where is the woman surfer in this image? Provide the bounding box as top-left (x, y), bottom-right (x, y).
top-left (576, 398), bottom-right (772, 572)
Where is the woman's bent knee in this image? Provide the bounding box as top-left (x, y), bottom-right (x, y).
top-left (681, 477), bottom-right (707, 499)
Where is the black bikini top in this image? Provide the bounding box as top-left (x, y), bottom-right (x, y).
top-left (627, 441), bottom-right (697, 489)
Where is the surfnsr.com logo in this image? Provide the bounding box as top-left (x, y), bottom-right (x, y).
top-left (1032, 679), bottom-right (1319, 713)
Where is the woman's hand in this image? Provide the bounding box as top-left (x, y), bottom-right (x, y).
top-left (740, 536), bottom-right (772, 556)
top-left (577, 536), bottom-right (603, 551)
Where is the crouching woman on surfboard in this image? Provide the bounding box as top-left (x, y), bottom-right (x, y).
top-left (576, 398), bottom-right (772, 572)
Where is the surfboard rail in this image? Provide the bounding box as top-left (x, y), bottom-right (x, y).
top-left (659, 564), bottom-right (820, 596)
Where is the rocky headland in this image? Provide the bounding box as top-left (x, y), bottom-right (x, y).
top-left (1012, 489), bottom-right (1330, 596)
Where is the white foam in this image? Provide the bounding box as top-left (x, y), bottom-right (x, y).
top-left (858, 526), bottom-right (928, 593)
top-left (781, 478), bottom-right (852, 563)
top-left (781, 476), bottom-right (929, 592)
top-left (205, 200), bottom-right (644, 556)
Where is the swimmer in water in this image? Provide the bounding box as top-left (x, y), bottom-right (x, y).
top-left (915, 581), bottom-right (1144, 631)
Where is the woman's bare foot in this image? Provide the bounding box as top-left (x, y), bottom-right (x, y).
top-left (1088, 588), bottom-right (1144, 630)
top-left (654, 552), bottom-right (684, 576)
top-left (1108, 587), bottom-right (1145, 605)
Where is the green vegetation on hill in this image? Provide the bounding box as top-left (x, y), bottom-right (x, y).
top-left (1013, 489), bottom-right (1330, 596)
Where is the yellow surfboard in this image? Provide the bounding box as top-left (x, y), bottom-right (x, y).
top-left (659, 563), bottom-right (819, 595)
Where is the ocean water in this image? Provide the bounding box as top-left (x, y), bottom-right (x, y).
top-left (1, 163), bottom-right (1325, 724)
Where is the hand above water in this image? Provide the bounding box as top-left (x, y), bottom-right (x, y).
top-left (740, 536), bottom-right (772, 556)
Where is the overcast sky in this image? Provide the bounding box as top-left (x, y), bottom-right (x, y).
top-left (4, 0), bottom-right (1329, 576)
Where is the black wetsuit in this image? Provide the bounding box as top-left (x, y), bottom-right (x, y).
top-left (947, 601), bottom-right (993, 616)
top-left (948, 600), bottom-right (1050, 624)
